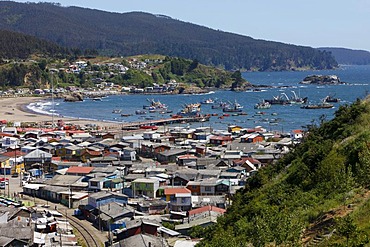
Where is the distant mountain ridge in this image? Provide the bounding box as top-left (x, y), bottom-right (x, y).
top-left (318, 47), bottom-right (370, 65)
top-left (0, 1), bottom-right (337, 71)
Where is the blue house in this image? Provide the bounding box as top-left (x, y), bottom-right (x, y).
top-left (88, 191), bottom-right (128, 208)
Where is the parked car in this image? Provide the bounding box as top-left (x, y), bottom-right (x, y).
top-left (0, 178), bottom-right (9, 185)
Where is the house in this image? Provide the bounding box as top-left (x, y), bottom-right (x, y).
top-left (164, 187), bottom-right (192, 211)
top-left (1, 136), bottom-right (19, 149)
top-left (197, 169), bottom-right (221, 180)
top-left (0, 155), bottom-right (11, 175)
top-left (186, 181), bottom-right (201, 195)
top-left (140, 143), bottom-right (171, 158)
top-left (66, 166), bottom-right (94, 176)
top-left (175, 205), bottom-right (226, 235)
top-left (177, 154), bottom-right (198, 167)
top-left (291, 129), bottom-right (304, 140)
top-left (89, 156), bottom-right (118, 167)
top-left (122, 147), bottom-right (136, 161)
top-left (252, 154), bottom-right (276, 165)
top-left (227, 125), bottom-right (243, 134)
top-left (23, 149), bottom-right (53, 172)
top-left (132, 178), bottom-right (159, 198)
top-left (234, 157), bottom-right (262, 171)
top-left (200, 179), bottom-right (218, 195)
top-left (88, 177), bottom-right (106, 191)
top-left (156, 149), bottom-right (187, 164)
top-left (142, 131), bottom-right (161, 140)
top-left (136, 199), bottom-right (168, 215)
top-left (114, 223), bottom-right (161, 244)
top-left (98, 202), bottom-right (134, 230)
top-left (221, 150), bottom-right (242, 165)
top-left (240, 133), bottom-right (264, 143)
top-left (88, 191), bottom-right (128, 208)
top-left (209, 135), bottom-right (233, 146)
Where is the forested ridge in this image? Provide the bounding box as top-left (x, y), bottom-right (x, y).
top-left (318, 47), bottom-right (370, 65)
top-left (0, 29), bottom-right (71, 59)
top-left (0, 1), bottom-right (338, 71)
top-left (198, 97), bottom-right (370, 246)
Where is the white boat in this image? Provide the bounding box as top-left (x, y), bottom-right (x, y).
top-left (254, 101), bottom-right (271, 109)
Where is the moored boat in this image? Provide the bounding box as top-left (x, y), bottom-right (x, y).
top-left (254, 101), bottom-right (271, 109)
top-left (324, 95), bottom-right (340, 103)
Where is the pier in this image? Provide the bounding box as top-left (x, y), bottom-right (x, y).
top-left (121, 115), bottom-right (210, 130)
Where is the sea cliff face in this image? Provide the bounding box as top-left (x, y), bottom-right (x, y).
top-left (300, 75), bottom-right (344, 85)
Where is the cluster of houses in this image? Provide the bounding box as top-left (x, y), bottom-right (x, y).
top-left (0, 121), bottom-right (303, 246)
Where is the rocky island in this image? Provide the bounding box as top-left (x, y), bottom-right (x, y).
top-left (299, 75), bottom-right (345, 85)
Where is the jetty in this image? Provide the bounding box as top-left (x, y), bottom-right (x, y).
top-left (120, 115), bottom-right (210, 130)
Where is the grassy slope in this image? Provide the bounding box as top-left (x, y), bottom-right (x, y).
top-left (198, 96), bottom-right (370, 246)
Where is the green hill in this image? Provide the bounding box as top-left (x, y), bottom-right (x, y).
top-left (198, 97), bottom-right (370, 246)
top-left (0, 1), bottom-right (337, 71)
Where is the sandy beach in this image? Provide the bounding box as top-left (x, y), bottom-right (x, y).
top-left (0, 96), bottom-right (120, 130)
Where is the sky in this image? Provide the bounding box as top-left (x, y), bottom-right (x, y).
top-left (13, 0), bottom-right (370, 51)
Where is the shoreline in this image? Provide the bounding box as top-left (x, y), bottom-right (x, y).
top-left (0, 96), bottom-right (121, 130)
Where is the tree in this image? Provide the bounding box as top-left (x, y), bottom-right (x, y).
top-left (337, 215), bottom-right (358, 246)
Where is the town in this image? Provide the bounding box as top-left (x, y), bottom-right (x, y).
top-left (0, 117), bottom-right (303, 246)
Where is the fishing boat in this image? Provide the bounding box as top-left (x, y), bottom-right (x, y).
top-left (223, 100), bottom-right (243, 112)
top-left (143, 99), bottom-right (167, 110)
top-left (112, 109), bottom-right (122, 114)
top-left (178, 103), bottom-right (201, 116)
top-left (92, 97), bottom-right (102, 101)
top-left (264, 94), bottom-right (290, 105)
top-left (254, 101), bottom-right (271, 109)
top-left (201, 98), bottom-right (214, 104)
top-left (211, 100), bottom-right (228, 109)
top-left (135, 110), bottom-right (147, 115)
top-left (290, 91), bottom-right (308, 104)
top-left (324, 95), bottom-right (340, 103)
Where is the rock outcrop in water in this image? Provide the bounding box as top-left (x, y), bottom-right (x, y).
top-left (64, 92), bottom-right (84, 102)
top-left (300, 75), bottom-right (344, 85)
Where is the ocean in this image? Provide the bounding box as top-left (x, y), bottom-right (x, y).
top-left (28, 65), bottom-right (370, 133)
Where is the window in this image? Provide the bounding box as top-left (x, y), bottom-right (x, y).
top-left (205, 186), bottom-right (212, 191)
top-left (90, 181), bottom-right (98, 187)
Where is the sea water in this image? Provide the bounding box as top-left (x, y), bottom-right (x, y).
top-left (31, 65), bottom-right (370, 133)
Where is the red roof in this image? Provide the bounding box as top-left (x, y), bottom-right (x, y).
top-left (2, 150), bottom-right (26, 157)
top-left (292, 129), bottom-right (303, 134)
top-left (164, 187), bottom-right (191, 195)
top-left (188, 205), bottom-right (226, 216)
top-left (210, 136), bottom-right (232, 141)
top-left (177, 154), bottom-right (198, 160)
top-left (66, 166), bottom-right (94, 174)
top-left (52, 157), bottom-right (62, 162)
top-left (233, 157), bottom-right (261, 165)
top-left (0, 132), bottom-right (15, 137)
top-left (86, 150), bottom-right (102, 156)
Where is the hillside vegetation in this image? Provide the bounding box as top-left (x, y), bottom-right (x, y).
top-left (0, 1), bottom-right (338, 71)
top-left (318, 47), bottom-right (370, 65)
top-left (0, 29), bottom-right (72, 59)
top-left (198, 97), bottom-right (370, 246)
top-left (0, 53), bottom-right (249, 90)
